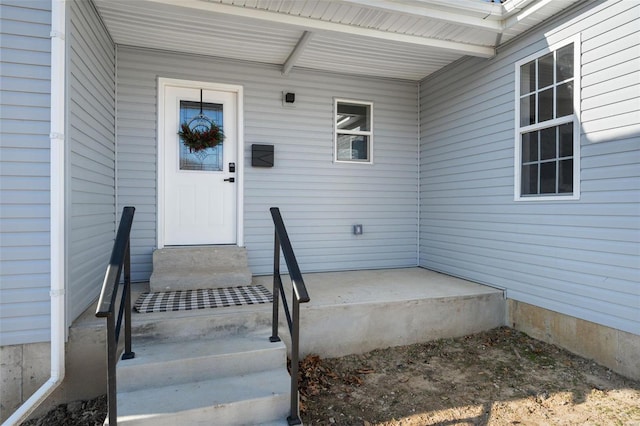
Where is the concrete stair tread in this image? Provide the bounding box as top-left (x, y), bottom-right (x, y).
top-left (114, 369), bottom-right (290, 425)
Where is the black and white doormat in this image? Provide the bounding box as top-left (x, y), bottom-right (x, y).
top-left (134, 285), bottom-right (273, 313)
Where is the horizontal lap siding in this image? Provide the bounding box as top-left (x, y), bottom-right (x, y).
top-left (419, 0), bottom-right (639, 335)
top-left (0, 0), bottom-right (51, 345)
top-left (116, 47), bottom-right (418, 279)
top-left (67, 0), bottom-right (116, 324)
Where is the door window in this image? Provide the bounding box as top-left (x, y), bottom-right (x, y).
top-left (179, 100), bottom-right (223, 171)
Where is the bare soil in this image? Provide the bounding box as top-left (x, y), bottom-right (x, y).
top-left (21, 395), bottom-right (106, 426)
top-left (22, 327), bottom-right (639, 425)
top-left (299, 327), bottom-right (640, 425)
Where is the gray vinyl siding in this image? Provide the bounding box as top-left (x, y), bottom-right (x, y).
top-left (66, 0), bottom-right (116, 324)
top-left (0, 0), bottom-right (51, 346)
top-left (116, 47), bottom-right (419, 280)
top-left (419, 0), bottom-right (639, 335)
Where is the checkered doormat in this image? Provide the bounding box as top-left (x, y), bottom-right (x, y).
top-left (134, 285), bottom-right (273, 313)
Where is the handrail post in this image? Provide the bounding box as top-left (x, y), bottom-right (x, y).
top-left (106, 314), bottom-right (117, 426)
top-left (287, 296), bottom-right (302, 425)
top-left (122, 241), bottom-right (134, 360)
top-left (270, 232), bottom-right (282, 343)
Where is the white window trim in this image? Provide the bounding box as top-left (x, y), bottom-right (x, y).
top-left (514, 34), bottom-right (581, 201)
top-left (334, 98), bottom-right (374, 164)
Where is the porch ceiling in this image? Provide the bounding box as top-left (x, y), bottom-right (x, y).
top-left (93, 0), bottom-right (582, 81)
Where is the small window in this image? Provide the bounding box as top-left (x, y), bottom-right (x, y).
top-left (334, 99), bottom-right (373, 163)
top-left (515, 37), bottom-right (580, 200)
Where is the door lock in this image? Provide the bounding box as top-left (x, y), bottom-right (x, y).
top-left (229, 162), bottom-right (236, 173)
top-left (224, 177), bottom-right (235, 183)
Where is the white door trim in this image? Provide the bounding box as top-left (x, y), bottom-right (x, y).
top-left (157, 77), bottom-right (244, 248)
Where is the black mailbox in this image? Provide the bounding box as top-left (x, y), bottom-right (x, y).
top-left (252, 144), bottom-right (274, 167)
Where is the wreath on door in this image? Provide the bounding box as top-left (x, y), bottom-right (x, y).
top-left (178, 90), bottom-right (225, 153)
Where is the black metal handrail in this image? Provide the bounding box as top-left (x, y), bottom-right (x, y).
top-left (269, 207), bottom-right (310, 426)
top-left (96, 206), bottom-right (136, 426)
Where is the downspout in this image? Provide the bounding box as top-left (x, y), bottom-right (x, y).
top-left (416, 80), bottom-right (421, 267)
top-left (2, 0), bottom-right (67, 424)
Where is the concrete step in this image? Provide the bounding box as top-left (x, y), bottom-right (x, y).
top-left (150, 246), bottom-right (252, 292)
top-left (117, 331), bottom-right (286, 393)
top-left (111, 369), bottom-right (291, 426)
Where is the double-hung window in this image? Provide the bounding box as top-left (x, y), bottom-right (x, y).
top-left (515, 36), bottom-right (580, 200)
top-left (334, 99), bottom-right (373, 164)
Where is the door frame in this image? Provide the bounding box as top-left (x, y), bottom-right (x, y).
top-left (157, 77), bottom-right (244, 249)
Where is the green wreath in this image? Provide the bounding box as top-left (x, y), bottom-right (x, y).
top-left (178, 122), bottom-right (224, 153)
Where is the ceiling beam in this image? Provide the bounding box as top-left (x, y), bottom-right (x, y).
top-left (342, 0), bottom-right (504, 32)
top-left (145, 0), bottom-right (495, 58)
top-left (283, 31), bottom-right (314, 76)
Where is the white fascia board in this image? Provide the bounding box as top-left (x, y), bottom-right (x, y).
top-left (414, 0), bottom-right (504, 18)
top-left (145, 0), bottom-right (495, 58)
top-left (501, 0), bottom-right (538, 17)
top-left (342, 0), bottom-right (504, 32)
top-left (504, 0), bottom-right (556, 30)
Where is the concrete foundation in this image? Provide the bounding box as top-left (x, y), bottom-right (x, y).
top-left (509, 300), bottom-right (640, 381)
top-left (0, 300), bottom-right (113, 423)
top-left (0, 342), bottom-right (50, 423)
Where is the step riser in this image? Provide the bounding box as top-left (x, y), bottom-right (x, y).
top-left (150, 246), bottom-right (252, 292)
top-left (111, 369), bottom-right (291, 426)
top-left (114, 393), bottom-right (290, 426)
top-left (117, 346), bottom-right (285, 393)
top-left (132, 308), bottom-right (273, 343)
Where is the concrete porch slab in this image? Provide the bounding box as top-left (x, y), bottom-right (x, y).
top-left (253, 267), bottom-right (506, 358)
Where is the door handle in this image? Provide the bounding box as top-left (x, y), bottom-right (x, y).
top-left (224, 177), bottom-right (235, 183)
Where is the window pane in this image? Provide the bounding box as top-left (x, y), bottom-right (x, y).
top-left (520, 61), bottom-right (536, 94)
top-left (559, 159), bottom-right (573, 193)
top-left (556, 82), bottom-right (573, 118)
top-left (559, 123), bottom-right (573, 157)
top-left (520, 95), bottom-right (535, 127)
top-left (521, 164), bottom-right (538, 195)
top-left (538, 88), bottom-right (553, 122)
top-left (337, 103), bottom-right (370, 131)
top-left (522, 131), bottom-right (538, 162)
top-left (540, 162), bottom-right (557, 194)
top-left (179, 100), bottom-right (224, 172)
top-left (337, 134), bottom-right (369, 161)
top-left (540, 127), bottom-right (556, 160)
top-left (539, 52), bottom-right (554, 88)
top-left (556, 44), bottom-right (574, 82)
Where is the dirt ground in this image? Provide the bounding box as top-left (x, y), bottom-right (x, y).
top-left (299, 327), bottom-right (640, 425)
top-left (21, 396), bottom-right (106, 426)
top-left (22, 327), bottom-right (639, 425)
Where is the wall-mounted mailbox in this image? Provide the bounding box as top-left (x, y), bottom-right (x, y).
top-left (252, 144), bottom-right (274, 167)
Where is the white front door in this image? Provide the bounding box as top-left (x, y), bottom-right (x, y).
top-left (162, 84), bottom-right (237, 245)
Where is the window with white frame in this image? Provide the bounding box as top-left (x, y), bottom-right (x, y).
top-left (515, 37), bottom-right (580, 200)
top-left (334, 99), bottom-right (373, 163)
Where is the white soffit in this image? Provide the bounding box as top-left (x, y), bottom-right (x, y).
top-left (93, 0), bottom-right (583, 81)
